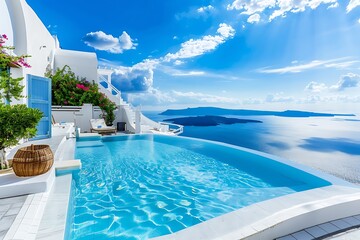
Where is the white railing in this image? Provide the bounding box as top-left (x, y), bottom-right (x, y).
top-left (98, 74), bottom-right (121, 98)
top-left (159, 122), bottom-right (184, 135)
top-left (96, 69), bottom-right (183, 135)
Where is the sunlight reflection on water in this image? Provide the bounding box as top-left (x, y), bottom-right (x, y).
top-left (144, 112), bottom-right (360, 184)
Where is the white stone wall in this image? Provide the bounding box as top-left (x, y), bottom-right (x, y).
top-left (0, 1), bottom-right (14, 46)
top-left (4, 0), bottom-right (56, 104)
top-left (2, 0), bottom-right (99, 105)
top-left (54, 49), bottom-right (98, 82)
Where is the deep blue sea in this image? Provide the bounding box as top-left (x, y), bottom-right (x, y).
top-left (143, 111), bottom-right (360, 184)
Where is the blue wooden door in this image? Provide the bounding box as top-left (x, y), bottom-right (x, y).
top-left (28, 75), bottom-right (52, 140)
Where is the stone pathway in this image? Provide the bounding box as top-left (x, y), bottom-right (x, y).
top-left (277, 214), bottom-right (360, 240)
top-left (0, 195), bottom-right (27, 240)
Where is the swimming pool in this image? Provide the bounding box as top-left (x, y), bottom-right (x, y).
top-left (68, 134), bottom-right (331, 239)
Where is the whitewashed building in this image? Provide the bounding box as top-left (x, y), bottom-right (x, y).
top-left (0, 0), bottom-right (181, 136)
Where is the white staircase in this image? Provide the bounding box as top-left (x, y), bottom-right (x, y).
top-left (96, 68), bottom-right (183, 135)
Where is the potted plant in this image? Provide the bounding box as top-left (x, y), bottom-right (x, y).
top-left (0, 34), bottom-right (43, 170)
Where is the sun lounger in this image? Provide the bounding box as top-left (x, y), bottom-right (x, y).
top-left (90, 119), bottom-right (116, 134)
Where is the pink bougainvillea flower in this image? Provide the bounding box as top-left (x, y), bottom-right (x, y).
top-left (17, 58), bottom-right (31, 68)
top-left (76, 83), bottom-right (89, 91)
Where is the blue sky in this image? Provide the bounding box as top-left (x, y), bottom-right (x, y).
top-left (27, 0), bottom-right (360, 112)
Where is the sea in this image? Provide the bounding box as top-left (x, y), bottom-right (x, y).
top-left (143, 111), bottom-right (360, 184)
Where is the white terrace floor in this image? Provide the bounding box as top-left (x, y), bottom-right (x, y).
top-left (1, 125), bottom-right (360, 240)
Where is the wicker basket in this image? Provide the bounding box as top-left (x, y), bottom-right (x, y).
top-left (12, 144), bottom-right (54, 177)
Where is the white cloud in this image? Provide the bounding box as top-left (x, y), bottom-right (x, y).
top-left (83, 31), bottom-right (136, 54)
top-left (171, 91), bottom-right (241, 104)
top-left (347, 0), bottom-right (360, 12)
top-left (164, 23), bottom-right (235, 62)
top-left (227, 0), bottom-right (276, 15)
top-left (259, 58), bottom-right (358, 74)
top-left (173, 60), bottom-right (184, 65)
top-left (104, 23), bottom-right (237, 93)
top-left (126, 89), bottom-right (240, 106)
top-left (305, 81), bottom-right (328, 93)
top-left (242, 98), bottom-right (262, 104)
top-left (304, 73), bottom-right (360, 94)
top-left (172, 71), bottom-right (205, 76)
top-left (270, 0), bottom-right (337, 21)
top-left (265, 93), bottom-right (294, 103)
top-left (298, 94), bottom-right (360, 104)
top-left (325, 60), bottom-right (360, 69)
top-left (260, 60), bottom-right (331, 73)
top-left (227, 0), bottom-right (338, 22)
top-left (247, 14), bottom-right (261, 23)
top-left (327, 2), bottom-right (339, 8)
top-left (126, 88), bottom-right (176, 106)
top-left (358, 18), bottom-right (360, 24)
top-left (111, 59), bottom-right (159, 92)
top-left (217, 23), bottom-right (236, 38)
top-left (197, 5), bottom-right (215, 13)
top-left (330, 73), bottom-right (360, 91)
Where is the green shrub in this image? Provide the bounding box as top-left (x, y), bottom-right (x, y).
top-left (47, 66), bottom-right (117, 125)
top-left (0, 34), bottom-right (43, 170)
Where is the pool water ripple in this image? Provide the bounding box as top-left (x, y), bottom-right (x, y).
top-left (69, 135), bottom-right (328, 239)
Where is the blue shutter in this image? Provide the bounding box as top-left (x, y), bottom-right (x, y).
top-left (28, 75), bottom-right (52, 140)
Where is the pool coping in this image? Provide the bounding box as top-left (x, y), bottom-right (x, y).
top-left (33, 134), bottom-right (360, 239)
top-left (151, 185), bottom-right (360, 240)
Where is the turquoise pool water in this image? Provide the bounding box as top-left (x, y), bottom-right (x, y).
top-left (68, 134), bottom-right (330, 240)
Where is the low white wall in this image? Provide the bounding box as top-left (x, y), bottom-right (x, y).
top-left (52, 104), bottom-right (92, 133)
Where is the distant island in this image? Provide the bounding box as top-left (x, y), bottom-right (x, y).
top-left (160, 107), bottom-right (355, 118)
top-left (164, 116), bottom-right (262, 126)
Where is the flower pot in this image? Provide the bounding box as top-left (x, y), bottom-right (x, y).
top-left (12, 145), bottom-right (54, 177)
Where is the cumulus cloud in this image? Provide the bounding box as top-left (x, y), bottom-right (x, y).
top-left (126, 88), bottom-right (176, 106)
top-left (164, 23), bottom-right (235, 62)
top-left (107, 23), bottom-right (236, 93)
top-left (83, 31), bottom-right (136, 54)
top-left (305, 81), bottom-right (328, 93)
top-left (330, 73), bottom-right (360, 91)
top-left (347, 0), bottom-right (360, 12)
top-left (247, 14), bottom-right (261, 23)
top-left (227, 0), bottom-right (276, 15)
top-left (304, 73), bottom-right (360, 94)
top-left (197, 5), bottom-right (215, 13)
top-left (111, 59), bottom-right (159, 92)
top-left (227, 0), bottom-right (338, 22)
